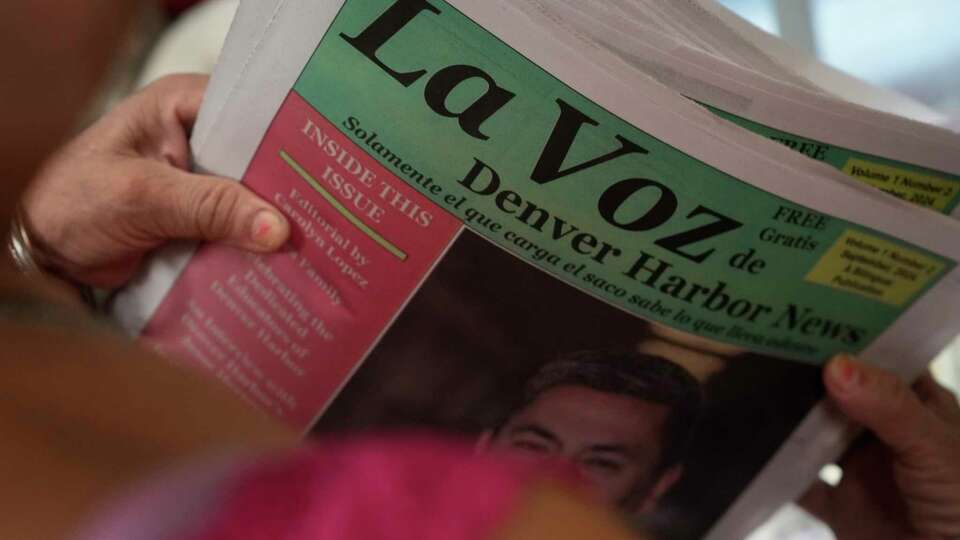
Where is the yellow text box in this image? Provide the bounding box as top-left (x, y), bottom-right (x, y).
top-left (842, 158), bottom-right (959, 212)
top-left (805, 229), bottom-right (945, 306)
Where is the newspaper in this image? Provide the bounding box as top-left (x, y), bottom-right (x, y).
top-left (114, 2), bottom-right (960, 539)
top-left (616, 0), bottom-right (821, 92)
top-left (199, 0), bottom-right (960, 218)
top-left (693, 0), bottom-right (949, 127)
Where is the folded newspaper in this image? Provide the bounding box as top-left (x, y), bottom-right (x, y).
top-left (114, 1), bottom-right (960, 539)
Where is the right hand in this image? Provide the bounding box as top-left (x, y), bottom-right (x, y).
top-left (800, 355), bottom-right (960, 540)
top-left (21, 74), bottom-right (290, 288)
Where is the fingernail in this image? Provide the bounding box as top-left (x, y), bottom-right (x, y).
top-left (827, 355), bottom-right (861, 393)
top-left (251, 211), bottom-right (285, 249)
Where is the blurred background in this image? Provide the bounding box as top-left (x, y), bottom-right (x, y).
top-left (103, 1), bottom-right (960, 539)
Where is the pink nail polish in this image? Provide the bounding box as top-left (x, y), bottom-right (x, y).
top-left (829, 356), bottom-right (860, 391)
top-left (252, 211), bottom-right (283, 248)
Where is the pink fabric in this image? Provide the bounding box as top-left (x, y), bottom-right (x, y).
top-left (74, 455), bottom-right (250, 540)
top-left (186, 436), bottom-right (578, 540)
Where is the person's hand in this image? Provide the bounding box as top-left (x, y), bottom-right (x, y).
top-left (800, 355), bottom-right (960, 540)
top-left (21, 73), bottom-right (290, 288)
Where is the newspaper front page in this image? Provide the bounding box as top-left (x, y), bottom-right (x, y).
top-left (114, 1), bottom-right (960, 539)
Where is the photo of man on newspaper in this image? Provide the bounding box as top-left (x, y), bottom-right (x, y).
top-left (313, 230), bottom-right (823, 540)
top-left (477, 349), bottom-right (701, 517)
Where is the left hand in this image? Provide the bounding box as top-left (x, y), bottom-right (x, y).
top-left (21, 73), bottom-right (290, 288)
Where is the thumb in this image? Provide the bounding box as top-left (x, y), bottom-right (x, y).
top-left (147, 168), bottom-right (290, 252)
top-left (824, 355), bottom-right (941, 459)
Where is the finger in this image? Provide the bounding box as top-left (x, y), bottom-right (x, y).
top-left (131, 74), bottom-right (209, 169)
top-left (914, 373), bottom-right (960, 426)
top-left (143, 166), bottom-right (290, 253)
top-left (142, 73), bottom-right (209, 129)
top-left (824, 355), bottom-right (944, 459)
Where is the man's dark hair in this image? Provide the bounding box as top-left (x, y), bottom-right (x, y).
top-left (510, 349), bottom-right (703, 472)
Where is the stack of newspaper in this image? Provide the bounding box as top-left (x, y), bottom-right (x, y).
top-left (114, 1), bottom-right (960, 539)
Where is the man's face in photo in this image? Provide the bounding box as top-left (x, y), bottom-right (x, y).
top-left (485, 384), bottom-right (681, 514)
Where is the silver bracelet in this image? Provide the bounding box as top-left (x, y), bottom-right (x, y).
top-left (8, 210), bottom-right (42, 274)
